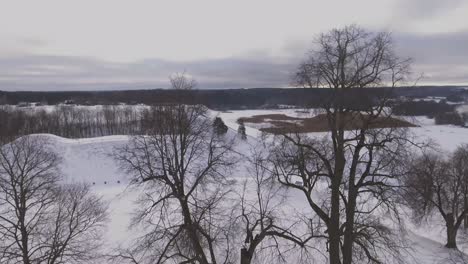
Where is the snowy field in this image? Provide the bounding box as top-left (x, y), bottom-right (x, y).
top-left (28, 108), bottom-right (468, 263)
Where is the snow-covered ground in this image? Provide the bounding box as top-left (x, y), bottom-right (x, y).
top-left (215, 108), bottom-right (314, 138)
top-left (31, 108), bottom-right (468, 263)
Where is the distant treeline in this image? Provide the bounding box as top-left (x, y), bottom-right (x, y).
top-left (0, 105), bottom-right (178, 140)
top-left (392, 101), bottom-right (456, 116)
top-left (0, 86), bottom-right (466, 109)
top-left (393, 100), bottom-right (468, 126)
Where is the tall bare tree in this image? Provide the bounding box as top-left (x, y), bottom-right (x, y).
top-left (272, 25), bottom-right (413, 264)
top-left (0, 136), bottom-right (108, 264)
top-left (114, 100), bottom-right (236, 263)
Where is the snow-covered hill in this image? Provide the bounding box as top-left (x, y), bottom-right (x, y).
top-left (32, 109), bottom-right (468, 263)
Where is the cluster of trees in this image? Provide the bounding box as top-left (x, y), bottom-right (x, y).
top-left (0, 104), bottom-right (212, 141)
top-left (447, 94), bottom-right (466, 103)
top-left (392, 100), bottom-right (455, 116)
top-left (393, 99), bottom-right (468, 126)
top-left (0, 100), bottom-right (251, 144)
top-left (0, 87), bottom-right (395, 110)
top-left (0, 105), bottom-right (141, 140)
top-left (435, 112), bottom-right (465, 126)
top-left (112, 102), bottom-right (314, 264)
top-left (2, 85), bottom-right (465, 111)
top-left (0, 136), bottom-right (108, 264)
top-left (402, 146), bottom-right (468, 249)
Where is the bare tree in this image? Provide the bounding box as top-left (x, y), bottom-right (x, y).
top-left (168, 72), bottom-right (198, 105)
top-left (169, 72), bottom-right (197, 91)
top-left (0, 136), bottom-right (59, 264)
top-left (237, 148), bottom-right (316, 264)
top-left (43, 183), bottom-right (108, 264)
top-left (0, 136), bottom-right (108, 264)
top-left (271, 25), bottom-right (413, 264)
top-left (453, 145), bottom-right (468, 229)
top-left (114, 103), bottom-right (236, 264)
top-left (402, 145), bottom-right (468, 249)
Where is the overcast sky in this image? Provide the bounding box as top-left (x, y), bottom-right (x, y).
top-left (0, 0), bottom-right (467, 91)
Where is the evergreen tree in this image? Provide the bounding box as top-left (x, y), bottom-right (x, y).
top-left (237, 121), bottom-right (247, 140)
top-left (213, 117), bottom-right (228, 135)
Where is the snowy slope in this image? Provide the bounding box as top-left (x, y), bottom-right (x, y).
top-left (31, 108), bottom-right (468, 263)
top-left (49, 135), bottom-right (130, 185)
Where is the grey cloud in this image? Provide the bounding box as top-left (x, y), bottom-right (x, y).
top-left (395, 30), bottom-right (468, 64)
top-left (394, 0), bottom-right (465, 19)
top-left (1, 28), bottom-right (468, 91)
top-left (0, 55), bottom-right (297, 91)
top-left (394, 30), bottom-right (468, 84)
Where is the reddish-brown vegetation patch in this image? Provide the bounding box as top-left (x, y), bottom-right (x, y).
top-left (238, 113), bottom-right (417, 134)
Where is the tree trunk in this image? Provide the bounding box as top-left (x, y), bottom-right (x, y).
top-left (329, 150), bottom-right (345, 264)
top-left (329, 191), bottom-right (342, 264)
top-left (342, 192), bottom-right (357, 264)
top-left (464, 195), bottom-right (468, 229)
top-left (180, 200), bottom-right (210, 264)
top-left (446, 214), bottom-right (458, 249)
top-left (446, 227), bottom-right (458, 249)
top-left (20, 196), bottom-right (31, 264)
top-left (240, 248), bottom-right (253, 264)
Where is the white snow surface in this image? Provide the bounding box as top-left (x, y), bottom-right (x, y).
top-left (29, 108), bottom-right (468, 263)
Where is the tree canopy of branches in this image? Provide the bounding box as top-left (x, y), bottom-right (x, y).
top-left (403, 145), bottom-right (468, 249)
top-left (271, 25), bottom-right (413, 264)
top-left (114, 102), bottom-right (237, 264)
top-left (237, 148), bottom-right (315, 264)
top-left (0, 136), bottom-right (108, 264)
